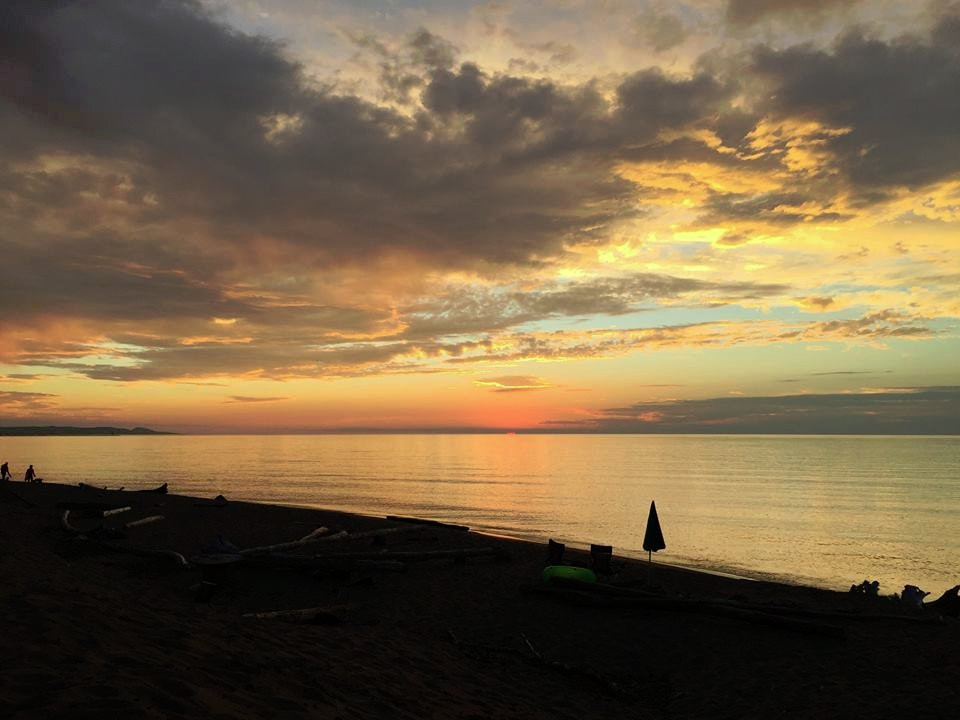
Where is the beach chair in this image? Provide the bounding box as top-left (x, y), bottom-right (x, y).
top-left (546, 538), bottom-right (566, 565)
top-left (590, 544), bottom-right (615, 575)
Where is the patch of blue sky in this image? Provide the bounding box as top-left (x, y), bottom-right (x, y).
top-left (512, 303), bottom-right (770, 334)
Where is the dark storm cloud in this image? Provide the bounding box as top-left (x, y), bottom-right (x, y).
top-left (1, 0), bottom-right (954, 384)
top-left (551, 387), bottom-right (960, 434)
top-left (749, 10), bottom-right (960, 193)
top-left (3, 1), bottom-right (705, 272)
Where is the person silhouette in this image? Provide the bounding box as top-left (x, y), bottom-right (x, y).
top-left (24, 464), bottom-right (35, 483)
top-left (1, 462), bottom-right (9, 481)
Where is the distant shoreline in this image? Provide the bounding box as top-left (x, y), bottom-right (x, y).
top-left (2, 428), bottom-right (956, 437)
top-left (0, 426), bottom-right (175, 436)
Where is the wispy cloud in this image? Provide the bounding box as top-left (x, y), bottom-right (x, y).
top-left (474, 376), bottom-right (551, 392)
top-left (223, 396), bottom-right (291, 404)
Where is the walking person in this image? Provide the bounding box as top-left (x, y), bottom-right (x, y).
top-left (24, 464), bottom-right (35, 483)
top-left (1, 461), bottom-right (9, 481)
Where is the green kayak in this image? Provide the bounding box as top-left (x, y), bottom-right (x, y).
top-left (542, 565), bottom-right (597, 584)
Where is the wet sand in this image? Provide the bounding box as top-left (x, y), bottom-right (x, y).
top-left (1, 481), bottom-right (958, 719)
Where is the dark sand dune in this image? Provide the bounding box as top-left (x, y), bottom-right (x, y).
top-left (1, 482), bottom-right (958, 718)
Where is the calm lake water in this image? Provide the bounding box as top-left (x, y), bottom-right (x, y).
top-left (2, 434), bottom-right (958, 593)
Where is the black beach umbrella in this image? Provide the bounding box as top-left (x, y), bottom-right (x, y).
top-left (642, 500), bottom-right (666, 563)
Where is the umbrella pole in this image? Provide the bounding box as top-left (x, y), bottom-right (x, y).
top-left (646, 550), bottom-right (652, 584)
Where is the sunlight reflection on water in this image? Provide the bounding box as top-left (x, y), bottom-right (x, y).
top-left (3, 433), bottom-right (958, 592)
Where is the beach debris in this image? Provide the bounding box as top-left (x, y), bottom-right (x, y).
top-left (135, 482), bottom-right (168, 494)
top-left (385, 515), bottom-right (469, 532)
top-left (525, 581), bottom-right (846, 637)
top-left (201, 534), bottom-right (239, 554)
top-left (243, 606), bottom-right (345, 625)
top-left (849, 580), bottom-right (880, 595)
top-left (190, 552), bottom-right (243, 581)
top-left (78, 482), bottom-right (126, 491)
top-left (901, 585), bottom-right (931, 609)
top-left (238, 526), bottom-right (339, 556)
top-left (546, 538), bottom-right (565, 565)
top-left (61, 507), bottom-right (129, 533)
top-left (527, 580), bottom-right (942, 627)
top-left (245, 554), bottom-right (406, 573)
top-left (96, 542), bottom-right (189, 568)
top-left (62, 506), bottom-right (168, 551)
top-left (124, 515), bottom-right (164, 529)
top-left (310, 547), bottom-right (508, 563)
top-left (446, 628), bottom-right (631, 698)
top-left (925, 585), bottom-right (960, 617)
top-left (194, 494), bottom-right (228, 508)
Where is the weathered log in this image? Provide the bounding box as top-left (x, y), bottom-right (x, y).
top-left (385, 515), bottom-right (469, 532)
top-left (61, 508), bottom-right (129, 533)
top-left (245, 554), bottom-right (405, 572)
top-left (95, 541), bottom-right (189, 568)
top-left (238, 526), bottom-right (338, 556)
top-left (78, 482), bottom-right (125, 491)
top-left (524, 585), bottom-right (844, 637)
top-left (242, 606), bottom-right (344, 625)
top-left (311, 525), bottom-right (428, 543)
top-left (123, 515), bottom-right (164, 529)
top-left (447, 628), bottom-right (631, 697)
top-left (543, 577), bottom-right (942, 625)
top-left (312, 547), bottom-right (509, 562)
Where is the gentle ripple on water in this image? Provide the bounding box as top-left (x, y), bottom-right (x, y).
top-left (1, 433), bottom-right (958, 592)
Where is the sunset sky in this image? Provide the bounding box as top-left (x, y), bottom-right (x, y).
top-left (1, 0), bottom-right (958, 433)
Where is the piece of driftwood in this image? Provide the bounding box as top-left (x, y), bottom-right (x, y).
top-left (525, 585), bottom-right (844, 637)
top-left (245, 554), bottom-right (406, 573)
top-left (311, 525), bottom-right (428, 543)
top-left (312, 547), bottom-right (509, 563)
top-left (243, 606), bottom-right (344, 625)
top-left (385, 515), bottom-right (469, 532)
top-left (61, 507), bottom-right (130, 533)
top-left (123, 515), bottom-right (164, 529)
top-left (545, 577), bottom-right (942, 625)
top-left (238, 527), bottom-right (339, 556)
top-left (194, 494), bottom-right (228, 508)
top-left (96, 541), bottom-right (189, 568)
top-left (447, 628), bottom-right (630, 698)
top-left (78, 482), bottom-right (125, 491)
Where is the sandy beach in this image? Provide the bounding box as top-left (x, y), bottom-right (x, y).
top-left (2, 481), bottom-right (958, 719)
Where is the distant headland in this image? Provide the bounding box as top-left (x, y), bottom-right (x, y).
top-left (0, 426), bottom-right (174, 436)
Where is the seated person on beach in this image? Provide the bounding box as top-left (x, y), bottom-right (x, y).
top-left (1, 462), bottom-right (9, 481)
top-left (24, 464), bottom-right (36, 483)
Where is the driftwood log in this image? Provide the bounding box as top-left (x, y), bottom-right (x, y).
top-left (238, 527), bottom-right (339, 556)
top-left (525, 584), bottom-right (845, 638)
top-left (545, 577), bottom-right (943, 625)
top-left (242, 606), bottom-right (345, 625)
top-left (244, 554), bottom-right (406, 573)
top-left (385, 515), bottom-right (469, 532)
top-left (311, 547), bottom-right (509, 563)
top-left (95, 541), bottom-right (189, 568)
top-left (447, 628), bottom-right (630, 698)
top-left (78, 482), bottom-right (125, 491)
